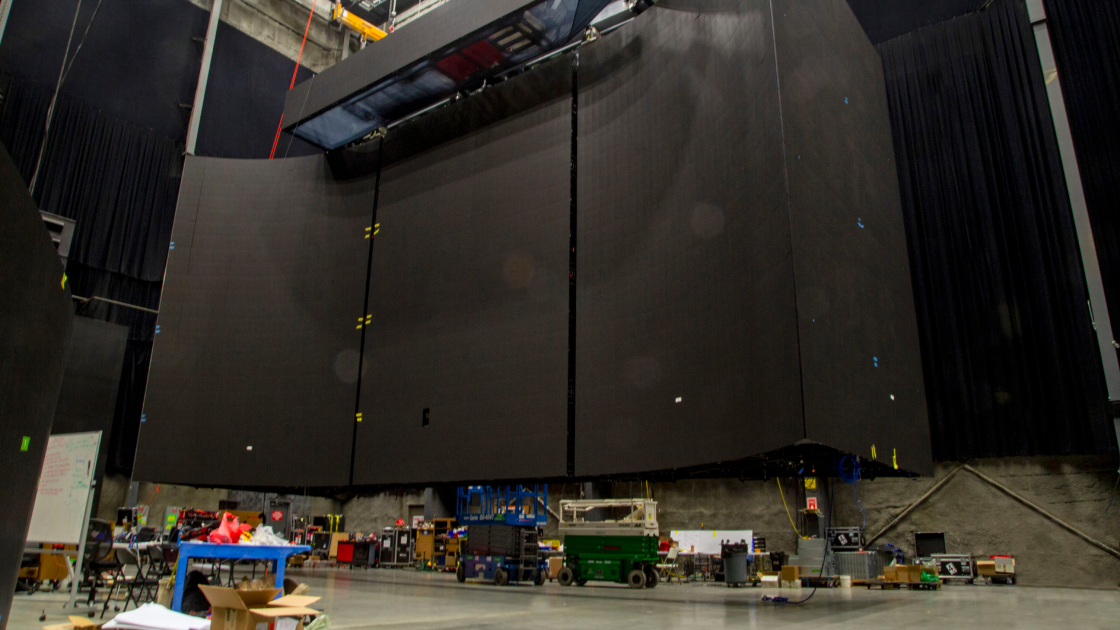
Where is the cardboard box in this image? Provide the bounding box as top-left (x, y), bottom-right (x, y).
top-left (548, 557), bottom-right (563, 579)
top-left (201, 587), bottom-right (321, 630)
top-left (993, 557), bottom-right (1015, 574)
top-left (329, 532), bottom-right (349, 558)
top-left (271, 595), bottom-right (321, 608)
top-left (883, 565), bottom-right (923, 582)
top-left (976, 560), bottom-right (996, 576)
top-left (780, 565), bottom-right (800, 583)
top-left (201, 586), bottom-right (281, 630)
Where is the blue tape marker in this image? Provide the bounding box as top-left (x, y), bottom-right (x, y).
top-left (873, 356), bottom-right (879, 367)
top-left (857, 218), bottom-right (864, 228)
top-left (169, 242), bottom-right (175, 250)
top-left (844, 97), bottom-right (849, 104)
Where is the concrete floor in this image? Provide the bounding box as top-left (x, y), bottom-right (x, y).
top-left (8, 567), bottom-right (1118, 629)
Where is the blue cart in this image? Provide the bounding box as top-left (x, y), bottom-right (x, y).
top-left (455, 486), bottom-right (548, 586)
top-left (457, 553), bottom-right (547, 586)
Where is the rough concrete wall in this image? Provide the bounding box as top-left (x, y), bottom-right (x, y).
top-left (95, 457), bottom-right (1119, 588)
top-left (96, 479), bottom-right (341, 527)
top-left (831, 456), bottom-right (1120, 589)
top-left (624, 478), bottom-right (806, 557)
top-left (133, 482), bottom-right (231, 528)
top-left (96, 473), bottom-right (131, 522)
top-left (186, 0), bottom-right (344, 72)
top-left (635, 455), bottom-right (1120, 589)
top-left (226, 491), bottom-right (341, 519)
top-left (343, 489), bottom-right (425, 533)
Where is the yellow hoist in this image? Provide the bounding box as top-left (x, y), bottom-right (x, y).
top-left (332, 1), bottom-right (388, 43)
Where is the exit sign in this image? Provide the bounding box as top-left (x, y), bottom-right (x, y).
top-left (806, 497), bottom-right (818, 511)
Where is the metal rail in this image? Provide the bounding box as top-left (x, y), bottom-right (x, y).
top-left (72, 295), bottom-right (159, 314)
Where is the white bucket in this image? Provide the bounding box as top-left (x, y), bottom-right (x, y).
top-left (839, 575), bottom-right (852, 589)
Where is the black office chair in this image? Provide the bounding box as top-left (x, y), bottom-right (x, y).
top-left (82, 519), bottom-right (118, 612)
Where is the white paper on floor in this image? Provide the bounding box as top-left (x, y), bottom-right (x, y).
top-left (102, 603), bottom-right (210, 630)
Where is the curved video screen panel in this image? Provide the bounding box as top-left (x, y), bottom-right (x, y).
top-left (575, 0), bottom-right (803, 475)
top-left (352, 74), bottom-right (572, 485)
top-left (135, 155), bottom-right (377, 488)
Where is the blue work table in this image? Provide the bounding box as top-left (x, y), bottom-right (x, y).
top-left (172, 541), bottom-right (311, 612)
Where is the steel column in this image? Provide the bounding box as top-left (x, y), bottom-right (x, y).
top-left (186, 0), bottom-right (224, 155)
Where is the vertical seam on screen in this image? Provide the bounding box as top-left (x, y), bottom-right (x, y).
top-left (350, 135), bottom-right (384, 487)
top-left (567, 50), bottom-right (578, 477)
top-left (768, 0), bottom-right (808, 438)
top-left (131, 156), bottom-right (202, 479)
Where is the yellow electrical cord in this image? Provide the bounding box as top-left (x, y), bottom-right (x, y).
top-left (776, 478), bottom-right (806, 539)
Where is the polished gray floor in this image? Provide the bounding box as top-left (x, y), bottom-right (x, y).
top-left (9, 567), bottom-right (1118, 629)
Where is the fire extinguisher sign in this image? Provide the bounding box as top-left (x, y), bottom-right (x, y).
top-left (271, 510), bottom-right (284, 522)
top-left (806, 497), bottom-right (818, 511)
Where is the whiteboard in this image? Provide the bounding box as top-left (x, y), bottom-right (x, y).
top-left (669, 530), bottom-right (753, 554)
top-left (26, 431), bottom-right (102, 544)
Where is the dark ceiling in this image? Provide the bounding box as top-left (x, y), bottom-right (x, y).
top-left (846, 0), bottom-right (990, 44)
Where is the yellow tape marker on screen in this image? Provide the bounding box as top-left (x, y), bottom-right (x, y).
top-left (356, 412), bottom-right (363, 423)
top-left (365, 224), bottom-right (380, 238)
top-left (871, 444), bottom-right (877, 459)
top-left (61, 273), bottom-right (67, 289)
top-left (356, 314), bottom-right (372, 329)
top-left (892, 448), bottom-right (898, 470)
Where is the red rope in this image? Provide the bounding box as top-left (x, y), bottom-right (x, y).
top-left (270, 0), bottom-right (318, 159)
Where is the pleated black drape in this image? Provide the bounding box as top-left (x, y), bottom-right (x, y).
top-left (877, 0), bottom-right (1112, 460)
top-left (0, 73), bottom-right (181, 473)
top-left (1042, 0), bottom-right (1120, 364)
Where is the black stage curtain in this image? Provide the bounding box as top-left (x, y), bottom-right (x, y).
top-left (878, 0), bottom-right (1112, 460)
top-left (0, 74), bottom-right (181, 473)
top-left (1042, 0), bottom-right (1120, 367)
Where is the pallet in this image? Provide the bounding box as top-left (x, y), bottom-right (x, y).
top-left (866, 580), bottom-right (941, 591)
top-left (802, 576), bottom-right (841, 588)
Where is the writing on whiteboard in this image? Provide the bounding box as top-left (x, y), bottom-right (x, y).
top-left (27, 432), bottom-right (102, 544)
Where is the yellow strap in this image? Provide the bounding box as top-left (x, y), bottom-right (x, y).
top-left (776, 478), bottom-right (805, 539)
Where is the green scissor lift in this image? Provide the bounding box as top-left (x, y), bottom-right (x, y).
top-left (558, 533), bottom-right (661, 588)
top-left (557, 499), bottom-right (661, 589)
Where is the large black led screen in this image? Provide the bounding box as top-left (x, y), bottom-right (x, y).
top-left (353, 86), bottom-right (571, 485)
top-left (576, 1), bottom-right (805, 476)
top-left (774, 0), bottom-right (931, 472)
top-left (135, 155), bottom-right (376, 487)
